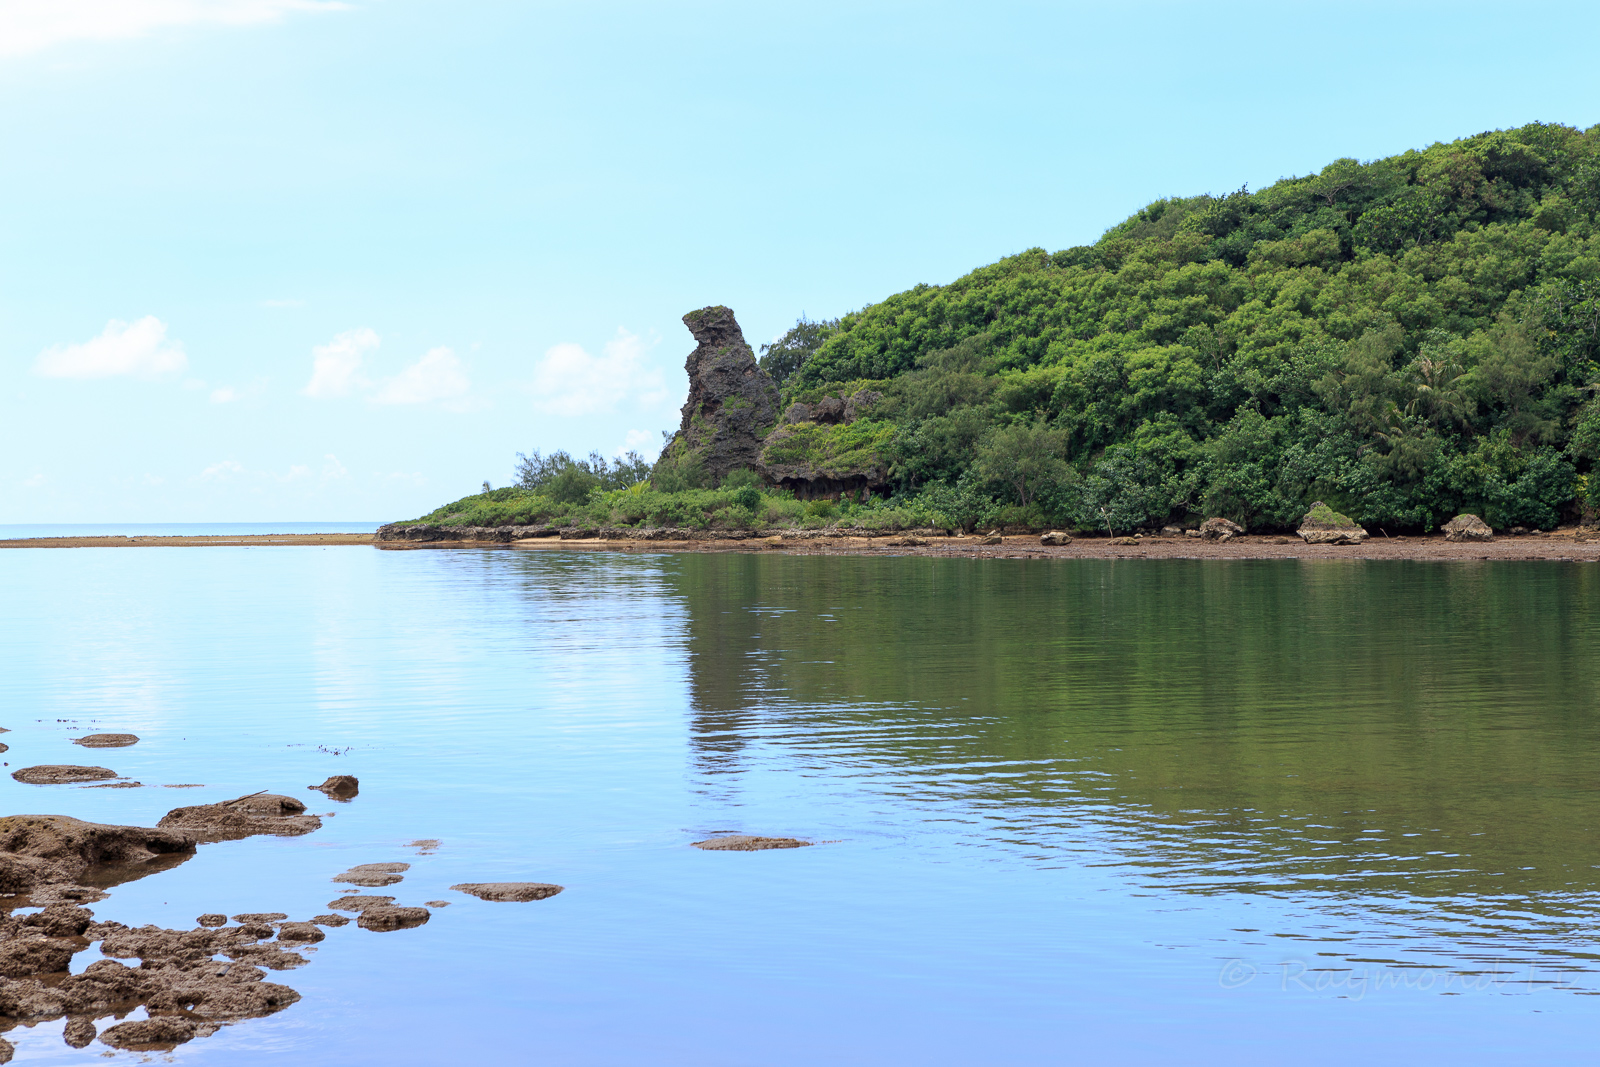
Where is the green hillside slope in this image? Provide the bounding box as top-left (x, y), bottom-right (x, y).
top-left (780, 121), bottom-right (1600, 531)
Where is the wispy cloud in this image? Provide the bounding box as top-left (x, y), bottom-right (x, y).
top-left (303, 327), bottom-right (377, 398)
top-left (619, 428), bottom-right (659, 458)
top-left (372, 346), bottom-right (470, 406)
top-left (0, 0), bottom-right (350, 59)
top-left (35, 316), bottom-right (188, 379)
top-left (195, 454), bottom-right (348, 486)
top-left (530, 328), bottom-right (666, 417)
top-left (304, 329), bottom-right (475, 408)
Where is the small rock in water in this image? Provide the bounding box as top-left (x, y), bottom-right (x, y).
top-left (159, 793), bottom-right (321, 842)
top-left (62, 1017), bottom-right (96, 1048)
top-left (11, 765), bottom-right (117, 785)
top-left (232, 912), bottom-right (288, 924)
top-left (310, 913), bottom-right (351, 927)
top-left (424, 900), bottom-right (450, 907)
top-left (277, 922), bottom-right (326, 943)
top-left (72, 733), bottom-right (139, 748)
top-left (356, 905), bottom-right (430, 931)
top-left (450, 882), bottom-right (564, 902)
top-left (100, 1016), bottom-right (205, 1050)
top-left (327, 895), bottom-right (395, 913)
top-left (692, 835), bottom-right (811, 851)
top-left (332, 862), bottom-right (409, 887)
top-left (308, 774), bottom-right (359, 800)
top-left (407, 839), bottom-right (441, 853)
top-left (197, 913), bottom-right (227, 927)
top-left (83, 781), bottom-right (143, 789)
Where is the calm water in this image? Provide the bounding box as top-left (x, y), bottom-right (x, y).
top-left (3, 548), bottom-right (1600, 1063)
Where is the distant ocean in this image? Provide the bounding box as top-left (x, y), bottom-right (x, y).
top-left (0, 522), bottom-right (383, 538)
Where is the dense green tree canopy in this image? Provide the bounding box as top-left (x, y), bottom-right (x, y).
top-left (787, 121), bottom-right (1600, 531)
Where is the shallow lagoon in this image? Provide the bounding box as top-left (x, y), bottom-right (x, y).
top-left (4, 547), bottom-right (1600, 1063)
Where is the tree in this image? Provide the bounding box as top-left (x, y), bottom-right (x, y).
top-left (759, 315), bottom-right (839, 387)
top-left (974, 421), bottom-right (1069, 507)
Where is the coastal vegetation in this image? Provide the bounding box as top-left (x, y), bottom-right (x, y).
top-left (407, 121), bottom-right (1600, 534)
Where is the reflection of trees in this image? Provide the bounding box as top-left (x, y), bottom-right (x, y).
top-left (671, 554), bottom-right (1600, 978)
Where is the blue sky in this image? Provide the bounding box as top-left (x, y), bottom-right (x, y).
top-left (2, 0), bottom-right (1597, 522)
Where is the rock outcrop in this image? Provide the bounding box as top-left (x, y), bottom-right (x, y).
top-left (1442, 513), bottom-right (1494, 542)
top-left (1296, 502), bottom-right (1368, 544)
top-left (660, 306), bottom-right (779, 483)
top-left (1199, 517), bottom-right (1243, 542)
top-left (762, 388), bottom-right (890, 500)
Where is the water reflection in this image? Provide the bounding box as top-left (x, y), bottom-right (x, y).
top-left (668, 553), bottom-right (1600, 986)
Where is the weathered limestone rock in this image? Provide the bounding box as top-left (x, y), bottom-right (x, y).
top-left (1442, 513), bottom-right (1494, 542)
top-left (1297, 501), bottom-right (1368, 545)
top-left (1199, 517), bottom-right (1243, 542)
top-left (660, 306), bottom-right (779, 483)
top-left (1040, 531), bottom-right (1072, 546)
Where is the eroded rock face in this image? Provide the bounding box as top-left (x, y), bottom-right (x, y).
top-left (1297, 501), bottom-right (1368, 545)
top-left (1443, 513), bottom-right (1494, 542)
top-left (1199, 518), bottom-right (1243, 542)
top-left (662, 306), bottom-right (779, 483)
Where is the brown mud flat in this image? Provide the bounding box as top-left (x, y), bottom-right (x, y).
top-left (0, 533), bottom-right (373, 549)
top-left (380, 529), bottom-right (1600, 563)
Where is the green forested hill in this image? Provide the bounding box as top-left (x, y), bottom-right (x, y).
top-left (776, 121), bottom-right (1600, 532)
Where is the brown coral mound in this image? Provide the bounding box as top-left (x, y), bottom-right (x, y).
top-left (332, 862), bottom-right (409, 887)
top-left (158, 793), bottom-right (322, 842)
top-left (309, 774), bottom-right (359, 800)
top-left (71, 734), bottom-right (139, 748)
top-left (450, 882), bottom-right (563, 902)
top-left (0, 815), bottom-right (194, 894)
top-left (356, 906), bottom-right (430, 931)
top-left (326, 895), bottom-right (394, 913)
top-left (11, 766), bottom-right (117, 785)
top-left (99, 1016), bottom-right (208, 1050)
top-left (691, 835), bottom-right (811, 851)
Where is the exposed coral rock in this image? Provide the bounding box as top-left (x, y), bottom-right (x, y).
top-left (327, 895), bottom-right (395, 913)
top-left (1443, 513), bottom-right (1494, 542)
top-left (99, 1016), bottom-right (207, 1050)
top-left (356, 906), bottom-right (430, 931)
top-left (158, 793), bottom-right (322, 842)
top-left (72, 734), bottom-right (138, 748)
top-left (1199, 518), bottom-right (1244, 542)
top-left (691, 835), bottom-right (811, 851)
top-left (197, 914), bottom-right (227, 927)
top-left (450, 882), bottom-right (563, 902)
top-left (62, 1017), bottom-right (96, 1048)
top-left (660, 306), bottom-right (779, 483)
top-left (309, 774), bottom-right (359, 800)
top-left (11, 766), bottom-right (117, 785)
top-left (1297, 501), bottom-right (1368, 545)
top-left (1040, 531), bottom-right (1072, 546)
top-left (0, 815), bottom-right (195, 893)
top-left (332, 862), bottom-right (408, 888)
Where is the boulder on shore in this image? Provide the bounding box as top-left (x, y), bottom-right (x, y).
top-left (1040, 531), bottom-right (1072, 546)
top-left (1199, 517), bottom-right (1243, 542)
top-left (1297, 502), bottom-right (1368, 545)
top-left (1442, 513), bottom-right (1494, 542)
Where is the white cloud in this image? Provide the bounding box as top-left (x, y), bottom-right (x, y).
top-left (372, 346), bottom-right (470, 406)
top-left (618, 428), bottom-right (659, 459)
top-left (303, 327), bottom-right (377, 398)
top-left (321, 454), bottom-right (349, 480)
top-left (198, 459), bottom-right (244, 481)
top-left (0, 0), bottom-right (349, 59)
top-left (35, 317), bottom-right (187, 379)
top-left (530, 328), bottom-right (666, 417)
top-left (21, 473), bottom-right (45, 488)
top-left (209, 386), bottom-right (240, 404)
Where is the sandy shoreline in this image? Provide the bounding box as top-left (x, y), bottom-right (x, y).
top-left (6, 529), bottom-right (1600, 560)
top-left (0, 533), bottom-right (376, 548)
top-left (391, 530), bottom-right (1600, 562)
